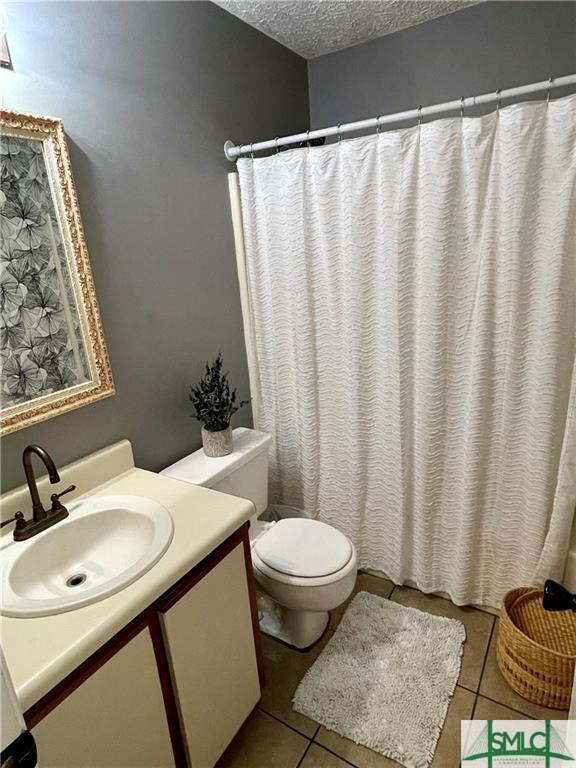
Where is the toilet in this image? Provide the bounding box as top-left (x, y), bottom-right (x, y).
top-left (161, 427), bottom-right (357, 648)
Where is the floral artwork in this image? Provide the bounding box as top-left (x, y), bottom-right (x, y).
top-left (0, 135), bottom-right (89, 408)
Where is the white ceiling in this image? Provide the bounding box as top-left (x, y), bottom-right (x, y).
top-left (213, 1), bottom-right (475, 59)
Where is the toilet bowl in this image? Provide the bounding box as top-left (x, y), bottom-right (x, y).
top-left (251, 517), bottom-right (357, 647)
top-left (161, 427), bottom-right (357, 648)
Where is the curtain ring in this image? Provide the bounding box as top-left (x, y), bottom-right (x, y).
top-left (274, 136), bottom-right (279, 154)
top-left (306, 129), bottom-right (311, 148)
top-left (250, 143), bottom-right (254, 159)
top-left (496, 88), bottom-right (502, 112)
top-left (460, 97), bottom-right (465, 120)
top-left (375, 115), bottom-right (381, 135)
top-left (547, 76), bottom-right (554, 104)
top-left (337, 123), bottom-right (342, 142)
top-left (417, 106), bottom-right (423, 126)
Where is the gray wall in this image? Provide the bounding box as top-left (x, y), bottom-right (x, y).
top-left (4, 0), bottom-right (575, 492)
top-left (309, 2), bottom-right (576, 128)
top-left (1, 1), bottom-right (309, 491)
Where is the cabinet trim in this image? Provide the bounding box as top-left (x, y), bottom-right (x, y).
top-left (242, 531), bottom-right (265, 690)
top-left (157, 524), bottom-right (247, 613)
top-left (148, 611), bottom-right (189, 767)
top-left (157, 522), bottom-right (264, 690)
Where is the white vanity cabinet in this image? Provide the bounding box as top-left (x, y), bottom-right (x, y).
top-left (159, 539), bottom-right (261, 768)
top-left (31, 627), bottom-right (174, 768)
top-left (23, 523), bottom-right (262, 768)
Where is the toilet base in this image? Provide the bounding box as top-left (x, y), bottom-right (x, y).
top-left (257, 594), bottom-right (330, 649)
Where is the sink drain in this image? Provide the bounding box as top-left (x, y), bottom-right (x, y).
top-left (66, 573), bottom-right (87, 588)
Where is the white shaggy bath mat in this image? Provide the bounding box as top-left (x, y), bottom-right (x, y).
top-left (292, 591), bottom-right (466, 768)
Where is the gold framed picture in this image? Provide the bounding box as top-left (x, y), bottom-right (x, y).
top-left (0, 109), bottom-right (114, 434)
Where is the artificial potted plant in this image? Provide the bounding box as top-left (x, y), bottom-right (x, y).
top-left (189, 353), bottom-right (249, 457)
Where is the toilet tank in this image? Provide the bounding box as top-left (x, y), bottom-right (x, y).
top-left (161, 428), bottom-right (271, 517)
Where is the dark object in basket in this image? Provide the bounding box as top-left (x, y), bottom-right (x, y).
top-left (543, 579), bottom-right (576, 613)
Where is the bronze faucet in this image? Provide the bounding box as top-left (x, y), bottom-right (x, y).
top-left (0, 445), bottom-right (76, 541)
top-left (24, 445), bottom-right (60, 520)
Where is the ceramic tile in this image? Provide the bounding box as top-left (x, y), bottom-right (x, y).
top-left (479, 622), bottom-right (569, 719)
top-left (390, 585), bottom-right (494, 691)
top-left (240, 586), bottom-right (566, 768)
top-left (216, 709), bottom-right (309, 768)
top-left (474, 695), bottom-right (531, 720)
top-left (314, 686), bottom-right (475, 768)
top-left (259, 631), bottom-right (332, 737)
top-left (299, 744), bottom-right (355, 768)
top-left (430, 686), bottom-right (476, 766)
top-left (316, 728), bottom-right (399, 767)
top-left (329, 572), bottom-right (395, 630)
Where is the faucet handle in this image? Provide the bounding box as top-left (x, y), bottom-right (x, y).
top-left (1, 511), bottom-right (26, 530)
top-left (50, 484), bottom-right (76, 512)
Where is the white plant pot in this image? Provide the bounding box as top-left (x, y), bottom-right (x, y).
top-left (202, 426), bottom-right (233, 457)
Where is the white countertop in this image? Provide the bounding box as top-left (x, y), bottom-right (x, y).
top-left (0, 466), bottom-right (254, 712)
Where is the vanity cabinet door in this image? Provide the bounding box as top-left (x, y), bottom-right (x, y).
top-left (31, 627), bottom-right (174, 768)
top-left (159, 541), bottom-right (260, 768)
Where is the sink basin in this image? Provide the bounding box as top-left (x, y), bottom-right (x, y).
top-left (1, 495), bottom-right (174, 618)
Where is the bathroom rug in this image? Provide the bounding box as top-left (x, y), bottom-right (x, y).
top-left (292, 591), bottom-right (466, 768)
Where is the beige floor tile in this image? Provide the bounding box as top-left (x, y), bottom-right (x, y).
top-left (391, 585), bottom-right (494, 691)
top-left (479, 622), bottom-right (569, 720)
top-left (315, 686), bottom-right (474, 768)
top-left (260, 631), bottom-right (333, 737)
top-left (300, 744), bottom-right (355, 768)
top-left (329, 572), bottom-right (395, 630)
top-left (474, 695), bottom-right (531, 720)
top-left (430, 686), bottom-right (476, 767)
top-left (316, 728), bottom-right (399, 767)
top-left (216, 709), bottom-right (309, 768)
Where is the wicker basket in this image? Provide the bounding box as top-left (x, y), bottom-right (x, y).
top-left (496, 587), bottom-right (576, 710)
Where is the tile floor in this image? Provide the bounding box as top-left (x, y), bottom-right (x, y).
top-left (217, 572), bottom-right (568, 768)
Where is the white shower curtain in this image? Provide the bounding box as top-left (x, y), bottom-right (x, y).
top-left (236, 95), bottom-right (576, 607)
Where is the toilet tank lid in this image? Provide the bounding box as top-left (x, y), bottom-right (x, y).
top-left (160, 427), bottom-right (271, 488)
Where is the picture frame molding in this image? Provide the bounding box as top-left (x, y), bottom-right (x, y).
top-left (0, 109), bottom-right (115, 435)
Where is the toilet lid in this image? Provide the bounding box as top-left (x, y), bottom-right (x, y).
top-left (254, 518), bottom-right (352, 578)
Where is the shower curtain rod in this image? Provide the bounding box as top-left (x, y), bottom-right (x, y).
top-left (224, 73), bottom-right (576, 161)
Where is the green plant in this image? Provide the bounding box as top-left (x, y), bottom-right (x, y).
top-left (189, 353), bottom-right (249, 432)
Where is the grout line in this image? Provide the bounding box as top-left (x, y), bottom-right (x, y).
top-left (476, 616), bottom-right (496, 694)
top-left (261, 581), bottom-right (538, 768)
top-left (474, 692), bottom-right (536, 720)
top-left (295, 741), bottom-right (313, 768)
top-left (468, 618), bottom-right (539, 720)
top-left (257, 705), bottom-right (319, 739)
top-left (312, 742), bottom-right (364, 768)
top-left (470, 693), bottom-right (479, 720)
top-left (473, 618), bottom-right (541, 720)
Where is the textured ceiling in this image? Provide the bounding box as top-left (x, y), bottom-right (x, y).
top-left (213, 1), bottom-right (475, 59)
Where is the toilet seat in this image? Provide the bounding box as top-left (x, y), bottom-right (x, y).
top-left (252, 518), bottom-right (354, 586)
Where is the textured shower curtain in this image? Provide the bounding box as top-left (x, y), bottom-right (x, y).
top-left (236, 95), bottom-right (576, 607)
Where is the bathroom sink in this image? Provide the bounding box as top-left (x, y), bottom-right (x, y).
top-left (1, 495), bottom-right (174, 618)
